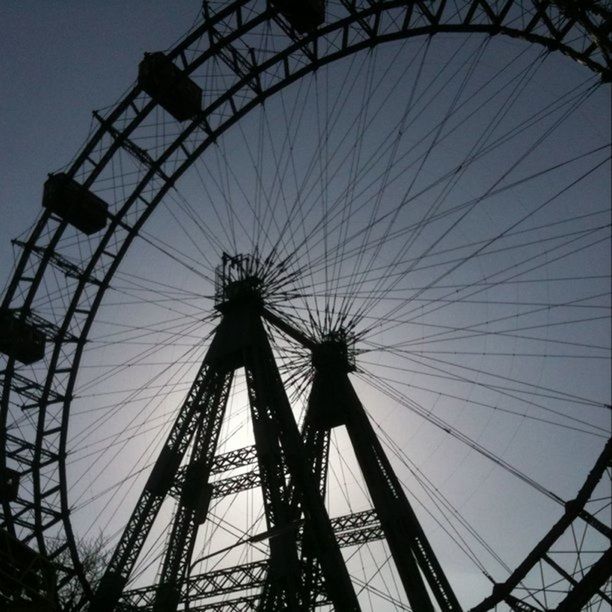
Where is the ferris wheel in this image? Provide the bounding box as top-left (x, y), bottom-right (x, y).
top-left (1, 1), bottom-right (611, 610)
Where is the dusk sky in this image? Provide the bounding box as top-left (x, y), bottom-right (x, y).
top-left (1, 2), bottom-right (610, 610)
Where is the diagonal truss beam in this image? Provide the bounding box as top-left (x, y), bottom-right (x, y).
top-left (238, 307), bottom-right (360, 611)
top-left (153, 369), bottom-right (234, 611)
top-left (305, 360), bottom-right (461, 611)
top-left (471, 437), bottom-right (612, 611)
top-left (90, 358), bottom-right (234, 612)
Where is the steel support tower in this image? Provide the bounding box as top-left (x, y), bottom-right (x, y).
top-left (90, 254), bottom-right (461, 611)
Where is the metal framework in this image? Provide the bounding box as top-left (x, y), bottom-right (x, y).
top-left (91, 262), bottom-right (364, 611)
top-left (82, 254), bottom-right (465, 610)
top-left (119, 509), bottom-right (385, 609)
top-left (94, 281), bottom-right (612, 610)
top-left (471, 438), bottom-right (612, 611)
top-left (0, 0), bottom-right (610, 609)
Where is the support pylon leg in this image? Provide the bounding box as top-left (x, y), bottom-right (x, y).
top-left (240, 312), bottom-right (361, 611)
top-left (257, 374), bottom-right (334, 610)
top-left (246, 366), bottom-right (301, 611)
top-left (153, 368), bottom-right (234, 612)
top-left (298, 388), bottom-right (333, 610)
top-left (91, 362), bottom-right (227, 612)
top-left (311, 366), bottom-right (462, 612)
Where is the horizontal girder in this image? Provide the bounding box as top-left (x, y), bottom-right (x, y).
top-left (120, 508), bottom-right (383, 608)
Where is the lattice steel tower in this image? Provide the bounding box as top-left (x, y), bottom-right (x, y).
top-left (88, 253), bottom-right (460, 611)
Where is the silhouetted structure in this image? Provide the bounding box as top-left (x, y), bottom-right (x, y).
top-left (0, 529), bottom-right (57, 611)
top-left (1, 0), bottom-right (610, 610)
top-left (90, 254), bottom-right (460, 610)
